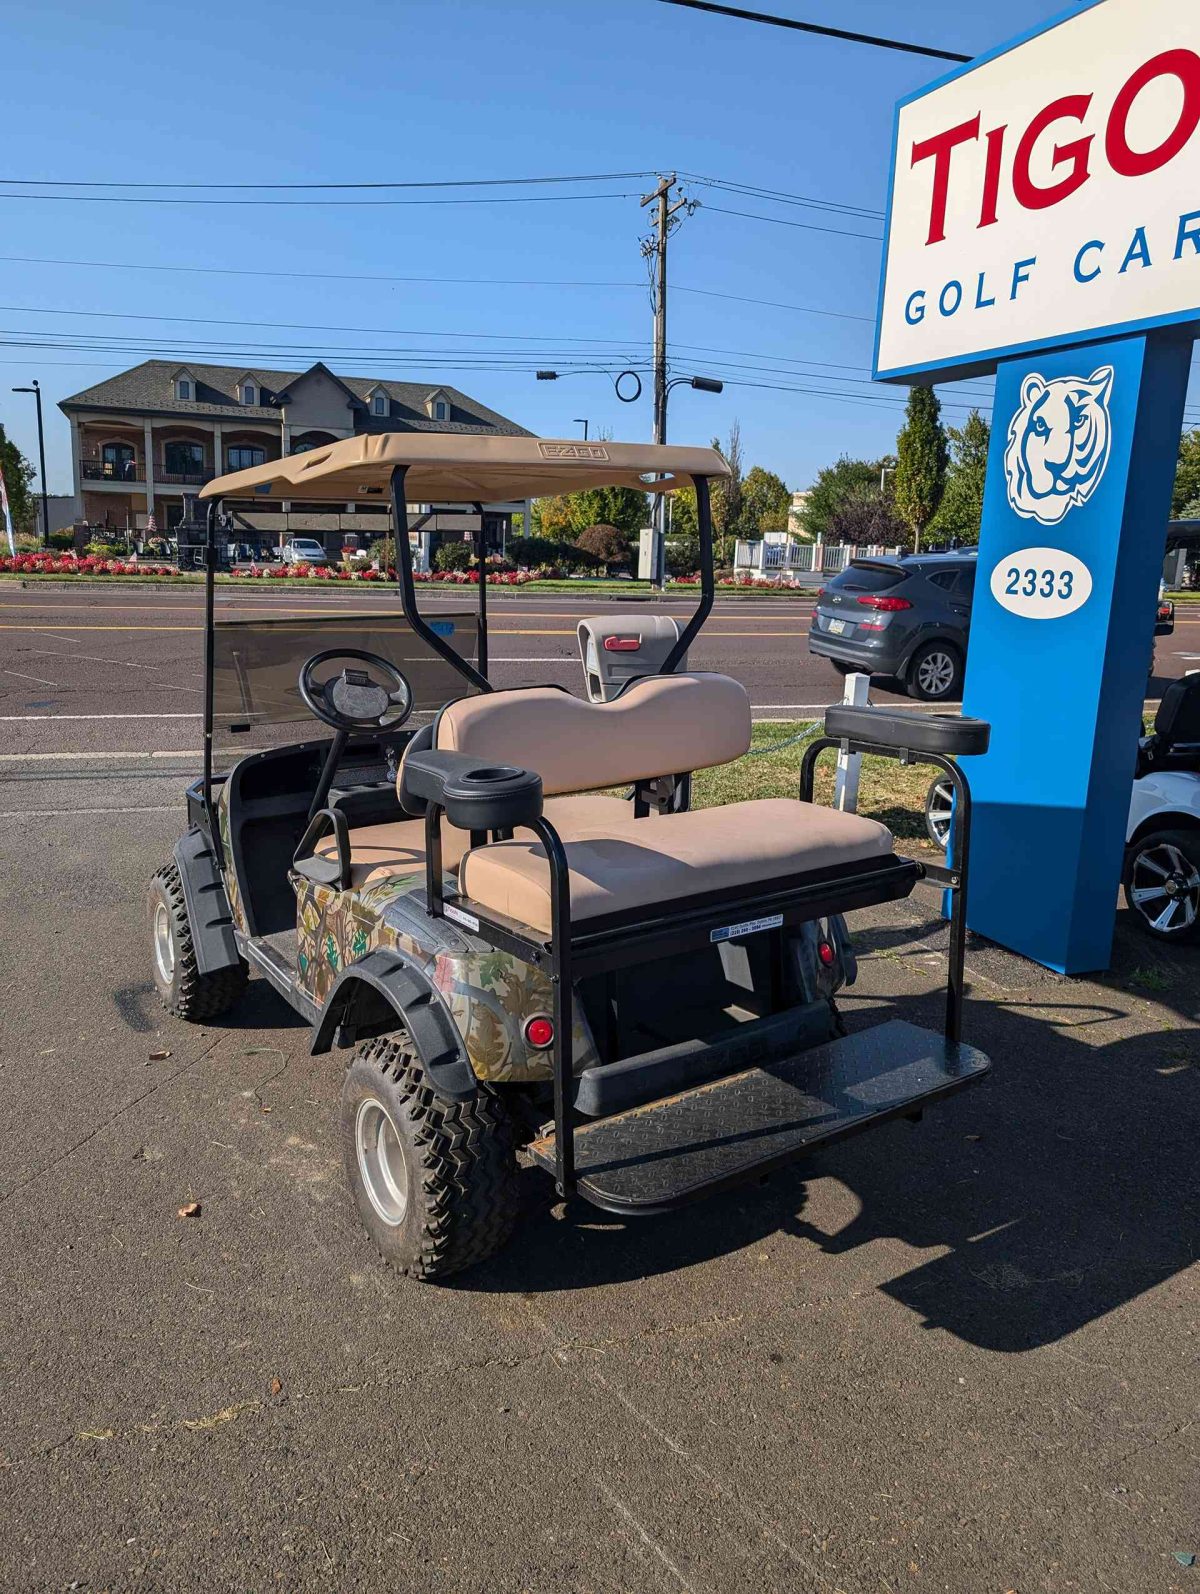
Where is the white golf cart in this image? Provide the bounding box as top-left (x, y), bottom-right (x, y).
top-left (926, 673), bottom-right (1200, 942)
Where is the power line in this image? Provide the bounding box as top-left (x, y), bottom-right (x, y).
top-left (655, 0), bottom-right (972, 64)
top-left (0, 252), bottom-right (641, 292)
top-left (680, 172), bottom-right (883, 220)
top-left (674, 284), bottom-right (874, 324)
top-left (0, 169), bottom-right (655, 191)
top-left (0, 189), bottom-right (639, 210)
top-left (699, 201), bottom-right (882, 242)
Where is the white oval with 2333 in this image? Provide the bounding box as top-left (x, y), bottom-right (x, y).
top-left (989, 548), bottom-right (1093, 619)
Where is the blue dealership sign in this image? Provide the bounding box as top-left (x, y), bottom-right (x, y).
top-left (873, 0), bottom-right (1200, 971)
top-left (962, 332), bottom-right (1191, 971)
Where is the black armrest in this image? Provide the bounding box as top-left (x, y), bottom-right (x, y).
top-left (293, 807), bottom-right (351, 889)
top-left (825, 705), bottom-right (991, 758)
top-left (401, 747), bottom-right (543, 832)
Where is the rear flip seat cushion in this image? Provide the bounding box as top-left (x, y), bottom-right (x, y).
top-left (458, 797), bottom-right (895, 934)
top-left (436, 673), bottom-right (752, 796)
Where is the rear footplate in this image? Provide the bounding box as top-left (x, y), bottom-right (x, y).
top-left (528, 1018), bottom-right (990, 1215)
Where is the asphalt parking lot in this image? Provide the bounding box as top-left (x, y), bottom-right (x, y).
top-left (1, 582), bottom-right (1198, 1592)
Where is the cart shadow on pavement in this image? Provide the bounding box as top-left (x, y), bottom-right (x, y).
top-left (469, 963), bottom-right (1198, 1355)
top-left (113, 977), bottom-right (310, 1035)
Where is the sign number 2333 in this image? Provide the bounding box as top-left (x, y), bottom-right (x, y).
top-left (989, 547), bottom-right (1092, 619)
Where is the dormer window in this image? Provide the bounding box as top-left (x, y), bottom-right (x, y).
top-left (240, 381), bottom-right (257, 406)
top-left (425, 388), bottom-right (452, 422)
top-left (175, 378), bottom-right (192, 401)
top-left (433, 399), bottom-right (449, 422)
top-left (373, 393), bottom-right (388, 417)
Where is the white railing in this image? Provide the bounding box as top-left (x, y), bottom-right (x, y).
top-left (733, 537), bottom-right (901, 579)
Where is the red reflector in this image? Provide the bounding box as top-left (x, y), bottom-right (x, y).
top-left (524, 1016), bottom-right (555, 1049)
top-left (818, 941), bottom-right (835, 967)
top-left (603, 635), bottom-right (641, 652)
top-left (856, 594), bottom-right (912, 611)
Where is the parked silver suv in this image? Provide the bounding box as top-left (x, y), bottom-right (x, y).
top-left (809, 552), bottom-right (976, 702)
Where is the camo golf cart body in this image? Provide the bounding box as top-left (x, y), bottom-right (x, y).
top-left (150, 435), bottom-right (992, 1280)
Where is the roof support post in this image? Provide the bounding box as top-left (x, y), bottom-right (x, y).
top-left (661, 474), bottom-right (714, 674)
top-left (390, 466), bottom-right (492, 695)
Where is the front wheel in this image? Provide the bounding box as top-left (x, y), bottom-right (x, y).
top-left (907, 641), bottom-right (963, 702)
top-left (148, 862), bottom-right (248, 1021)
top-left (925, 776), bottom-right (955, 850)
top-left (342, 1036), bottom-right (519, 1280)
top-left (1123, 829), bottom-right (1200, 942)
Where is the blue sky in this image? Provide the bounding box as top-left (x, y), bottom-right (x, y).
top-left (0, 0), bottom-right (1110, 495)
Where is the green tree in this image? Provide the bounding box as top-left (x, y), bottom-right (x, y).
top-left (928, 409), bottom-right (990, 546)
top-left (894, 386), bottom-right (948, 553)
top-left (0, 425), bottom-right (36, 535)
top-left (709, 421), bottom-right (744, 565)
top-left (800, 456), bottom-right (885, 542)
top-left (532, 484), bottom-right (647, 541)
top-left (1173, 430), bottom-right (1200, 517)
top-left (739, 465), bottom-right (790, 536)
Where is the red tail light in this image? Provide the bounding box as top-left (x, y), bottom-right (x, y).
top-left (815, 587), bottom-right (825, 601)
top-left (603, 636), bottom-right (641, 652)
top-left (524, 1015), bottom-right (555, 1050)
top-left (856, 594), bottom-right (912, 611)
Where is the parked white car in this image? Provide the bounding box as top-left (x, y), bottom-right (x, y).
top-left (278, 538), bottom-right (329, 566)
top-left (926, 675), bottom-right (1200, 942)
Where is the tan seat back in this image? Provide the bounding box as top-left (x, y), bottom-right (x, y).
top-left (434, 672), bottom-right (751, 796)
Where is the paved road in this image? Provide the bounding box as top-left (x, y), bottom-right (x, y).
top-left (2, 585), bottom-right (1198, 763)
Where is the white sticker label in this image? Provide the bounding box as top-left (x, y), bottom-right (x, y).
top-left (444, 904), bottom-right (479, 933)
top-left (710, 913), bottom-right (784, 944)
top-left (989, 547), bottom-right (1093, 619)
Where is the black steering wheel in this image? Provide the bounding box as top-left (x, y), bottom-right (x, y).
top-left (298, 649), bottom-right (413, 733)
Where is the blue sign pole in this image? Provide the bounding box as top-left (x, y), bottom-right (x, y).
top-left (961, 330), bottom-right (1192, 972)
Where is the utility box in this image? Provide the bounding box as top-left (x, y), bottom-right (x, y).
top-left (577, 614), bottom-right (685, 703)
top-left (637, 527), bottom-right (657, 582)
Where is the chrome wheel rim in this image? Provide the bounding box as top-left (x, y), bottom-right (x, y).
top-left (1129, 843), bottom-right (1200, 935)
top-left (917, 650), bottom-right (956, 697)
top-left (153, 901), bottom-right (175, 983)
top-left (926, 778), bottom-right (955, 849)
top-left (355, 1098), bottom-right (410, 1226)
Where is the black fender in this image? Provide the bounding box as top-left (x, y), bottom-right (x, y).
top-left (309, 947), bottom-right (476, 1103)
top-left (173, 828), bottom-right (241, 977)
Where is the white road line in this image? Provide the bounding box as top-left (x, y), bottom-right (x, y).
top-left (3, 668), bottom-right (59, 686)
top-left (0, 750), bottom-right (203, 761)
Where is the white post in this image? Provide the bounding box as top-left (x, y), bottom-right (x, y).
top-left (834, 672), bottom-right (870, 812)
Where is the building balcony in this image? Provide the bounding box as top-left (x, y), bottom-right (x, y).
top-left (158, 470), bottom-right (215, 487)
top-left (82, 460), bottom-right (141, 483)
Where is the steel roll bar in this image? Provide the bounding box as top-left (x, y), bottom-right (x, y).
top-left (799, 736), bottom-right (975, 1046)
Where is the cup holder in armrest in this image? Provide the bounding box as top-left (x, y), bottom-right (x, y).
top-left (824, 704), bottom-right (991, 758)
top-left (401, 746), bottom-right (544, 832)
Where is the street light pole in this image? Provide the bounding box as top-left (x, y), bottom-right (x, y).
top-left (573, 418), bottom-right (589, 441)
top-left (12, 380), bottom-right (50, 548)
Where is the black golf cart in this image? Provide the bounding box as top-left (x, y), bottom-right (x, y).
top-left (149, 435), bottom-right (992, 1280)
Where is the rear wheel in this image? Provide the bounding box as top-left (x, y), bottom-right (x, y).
top-left (341, 1035), bottom-right (519, 1280)
top-left (907, 640), bottom-right (963, 702)
top-left (925, 776), bottom-right (955, 850)
top-left (1123, 829), bottom-right (1200, 942)
top-left (148, 862), bottom-right (248, 1021)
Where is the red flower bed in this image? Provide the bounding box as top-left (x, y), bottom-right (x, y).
top-left (0, 552), bottom-right (176, 576)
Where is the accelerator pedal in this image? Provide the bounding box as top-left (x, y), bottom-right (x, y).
top-left (529, 1018), bottom-right (989, 1215)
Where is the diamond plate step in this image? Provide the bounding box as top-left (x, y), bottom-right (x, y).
top-left (529, 1018), bottom-right (990, 1215)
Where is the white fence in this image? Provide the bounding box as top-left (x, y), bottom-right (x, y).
top-left (733, 534), bottom-right (901, 579)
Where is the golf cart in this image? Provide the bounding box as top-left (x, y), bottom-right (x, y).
top-left (149, 434), bottom-right (992, 1280)
top-left (925, 672), bottom-right (1200, 942)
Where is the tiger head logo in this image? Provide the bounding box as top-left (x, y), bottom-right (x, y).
top-left (1003, 365), bottom-right (1114, 526)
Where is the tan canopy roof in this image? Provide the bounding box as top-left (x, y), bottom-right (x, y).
top-left (200, 433), bottom-right (730, 503)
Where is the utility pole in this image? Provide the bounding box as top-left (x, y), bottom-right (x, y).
top-left (640, 173), bottom-right (691, 588)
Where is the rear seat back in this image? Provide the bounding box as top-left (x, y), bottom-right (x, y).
top-left (434, 673), bottom-right (752, 796)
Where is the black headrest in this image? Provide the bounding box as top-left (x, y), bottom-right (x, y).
top-left (1154, 675), bottom-right (1200, 747)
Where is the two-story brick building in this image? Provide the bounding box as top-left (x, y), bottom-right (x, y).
top-left (60, 360), bottom-right (532, 551)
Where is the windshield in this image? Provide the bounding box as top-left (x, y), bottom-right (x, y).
top-left (212, 605), bottom-right (481, 752)
top-left (827, 562), bottom-right (906, 593)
